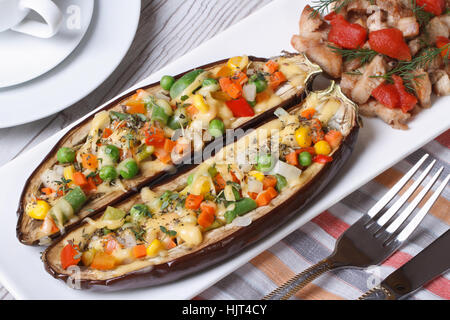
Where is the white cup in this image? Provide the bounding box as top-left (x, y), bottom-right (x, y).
top-left (0, 0), bottom-right (63, 38)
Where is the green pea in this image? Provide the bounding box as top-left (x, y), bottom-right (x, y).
top-left (104, 145), bottom-right (120, 162)
top-left (256, 154), bottom-right (274, 172)
top-left (209, 119), bottom-right (225, 138)
top-left (130, 204), bottom-right (151, 222)
top-left (57, 147), bottom-right (75, 163)
top-left (249, 74), bottom-right (268, 93)
top-left (202, 78), bottom-right (218, 87)
top-left (160, 75), bottom-right (175, 91)
top-left (99, 165), bottom-right (118, 181)
top-left (298, 151), bottom-right (312, 167)
top-left (168, 107), bottom-right (190, 130)
top-left (118, 158), bottom-right (139, 179)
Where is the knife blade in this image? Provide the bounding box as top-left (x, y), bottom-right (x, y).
top-left (360, 229), bottom-right (450, 300)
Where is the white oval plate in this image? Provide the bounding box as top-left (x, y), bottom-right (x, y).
top-left (0, 0), bottom-right (141, 128)
top-left (0, 0), bottom-right (94, 88)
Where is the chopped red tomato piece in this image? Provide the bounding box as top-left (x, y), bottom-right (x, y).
top-left (269, 71), bottom-right (287, 90)
top-left (372, 82), bottom-right (400, 109)
top-left (393, 75), bottom-right (418, 113)
top-left (369, 28), bottom-right (411, 61)
top-left (313, 155), bottom-right (333, 164)
top-left (61, 243), bottom-right (81, 269)
top-left (436, 36), bottom-right (450, 58)
top-left (327, 14), bottom-right (367, 49)
top-left (102, 128), bottom-right (113, 139)
top-left (225, 98), bottom-right (255, 117)
top-left (416, 0), bottom-right (445, 16)
top-left (145, 126), bottom-right (166, 148)
top-left (185, 194), bottom-right (204, 210)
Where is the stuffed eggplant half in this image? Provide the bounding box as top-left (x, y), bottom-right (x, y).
top-left (17, 53), bottom-right (321, 246)
top-left (43, 82), bottom-right (359, 291)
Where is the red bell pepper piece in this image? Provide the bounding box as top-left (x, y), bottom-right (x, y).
top-left (185, 194), bottom-right (204, 210)
top-left (416, 0), bottom-right (445, 16)
top-left (225, 98), bottom-right (255, 117)
top-left (372, 83), bottom-right (400, 109)
top-left (436, 36), bottom-right (450, 58)
top-left (392, 75), bottom-right (417, 113)
top-left (313, 155), bottom-right (333, 164)
top-left (327, 14), bottom-right (367, 49)
top-left (61, 243), bottom-right (81, 269)
top-left (145, 126), bottom-right (166, 148)
top-left (369, 28), bottom-right (411, 61)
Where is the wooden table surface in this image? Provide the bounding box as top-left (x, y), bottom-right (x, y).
top-left (0, 0), bottom-right (273, 300)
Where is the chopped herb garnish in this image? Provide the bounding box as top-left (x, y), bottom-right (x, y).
top-left (328, 45), bottom-right (378, 65)
top-left (160, 226), bottom-right (177, 237)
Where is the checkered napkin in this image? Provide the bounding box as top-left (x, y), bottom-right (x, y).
top-left (197, 130), bottom-right (450, 300)
top-left (1, 133), bottom-right (449, 301)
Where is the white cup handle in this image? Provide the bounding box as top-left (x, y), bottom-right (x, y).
top-left (11, 0), bottom-right (63, 38)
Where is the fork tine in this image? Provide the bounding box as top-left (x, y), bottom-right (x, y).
top-left (367, 154), bottom-right (429, 218)
top-left (386, 167), bottom-right (444, 234)
top-left (377, 160), bottom-right (436, 227)
top-left (396, 173), bottom-right (450, 242)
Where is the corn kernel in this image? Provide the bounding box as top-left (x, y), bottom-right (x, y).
top-left (193, 94), bottom-right (210, 113)
top-left (227, 56), bottom-right (249, 72)
top-left (26, 200), bottom-right (50, 220)
top-left (249, 171), bottom-right (264, 182)
top-left (314, 140), bottom-right (332, 155)
top-left (295, 126), bottom-right (312, 148)
top-left (146, 239), bottom-right (163, 257)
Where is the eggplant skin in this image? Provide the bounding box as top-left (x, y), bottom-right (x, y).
top-left (17, 54), bottom-right (318, 246)
top-left (43, 124), bottom-right (359, 292)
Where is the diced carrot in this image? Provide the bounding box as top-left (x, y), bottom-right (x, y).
top-left (230, 171), bottom-right (240, 183)
top-left (255, 187), bottom-right (278, 207)
top-left (81, 154), bottom-right (98, 171)
top-left (57, 190), bottom-right (64, 197)
top-left (219, 77), bottom-right (242, 99)
top-left (324, 130), bottom-right (343, 149)
top-left (248, 192), bottom-right (259, 200)
top-left (264, 60), bottom-right (279, 74)
top-left (132, 244), bottom-right (147, 259)
top-left (286, 151), bottom-right (299, 166)
top-left (61, 243), bottom-right (81, 269)
top-left (200, 201), bottom-right (217, 216)
top-left (125, 100), bottom-right (146, 114)
top-left (262, 175), bottom-right (277, 190)
top-left (256, 90), bottom-right (271, 103)
top-left (214, 174), bottom-right (226, 191)
top-left (232, 72), bottom-right (248, 86)
top-left (301, 108), bottom-right (316, 120)
top-left (197, 208), bottom-right (215, 228)
top-left (93, 174), bottom-right (103, 186)
top-left (154, 148), bottom-right (172, 164)
top-left (185, 194), bottom-right (204, 210)
top-left (41, 187), bottom-right (54, 195)
top-left (84, 177), bottom-right (97, 193)
top-left (164, 139), bottom-right (177, 153)
top-left (174, 138), bottom-right (190, 155)
top-left (73, 172), bottom-right (88, 187)
top-left (104, 236), bottom-right (119, 255)
top-left (102, 128), bottom-right (113, 139)
top-left (269, 71), bottom-right (287, 90)
top-left (91, 252), bottom-right (116, 270)
top-left (145, 126), bottom-right (166, 148)
top-left (186, 104), bottom-right (199, 116)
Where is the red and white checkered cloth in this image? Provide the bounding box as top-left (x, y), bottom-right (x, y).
top-left (197, 130), bottom-right (450, 300)
top-left (1, 132), bottom-right (449, 300)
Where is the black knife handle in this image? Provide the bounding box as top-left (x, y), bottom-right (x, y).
top-left (359, 285), bottom-right (396, 300)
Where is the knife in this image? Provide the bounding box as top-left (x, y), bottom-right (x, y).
top-left (359, 229), bottom-right (450, 300)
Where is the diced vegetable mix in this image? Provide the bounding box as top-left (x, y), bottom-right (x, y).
top-left (59, 101), bottom-right (344, 271)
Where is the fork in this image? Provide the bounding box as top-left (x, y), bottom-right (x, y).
top-left (263, 154), bottom-right (450, 300)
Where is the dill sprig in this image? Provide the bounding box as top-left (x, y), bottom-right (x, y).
top-left (328, 45), bottom-right (378, 65)
top-left (411, 0), bottom-right (435, 27)
top-left (310, 0), bottom-right (353, 17)
top-left (371, 45), bottom-right (450, 92)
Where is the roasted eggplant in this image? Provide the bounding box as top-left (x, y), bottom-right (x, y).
top-left (43, 82), bottom-right (359, 291)
top-left (17, 53), bottom-right (321, 246)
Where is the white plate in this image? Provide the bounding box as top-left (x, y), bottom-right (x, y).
top-left (0, 0), bottom-right (449, 300)
top-left (0, 0), bottom-right (141, 128)
top-left (0, 0), bottom-right (94, 88)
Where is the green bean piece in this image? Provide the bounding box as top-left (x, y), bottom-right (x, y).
top-left (208, 119), bottom-right (225, 138)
